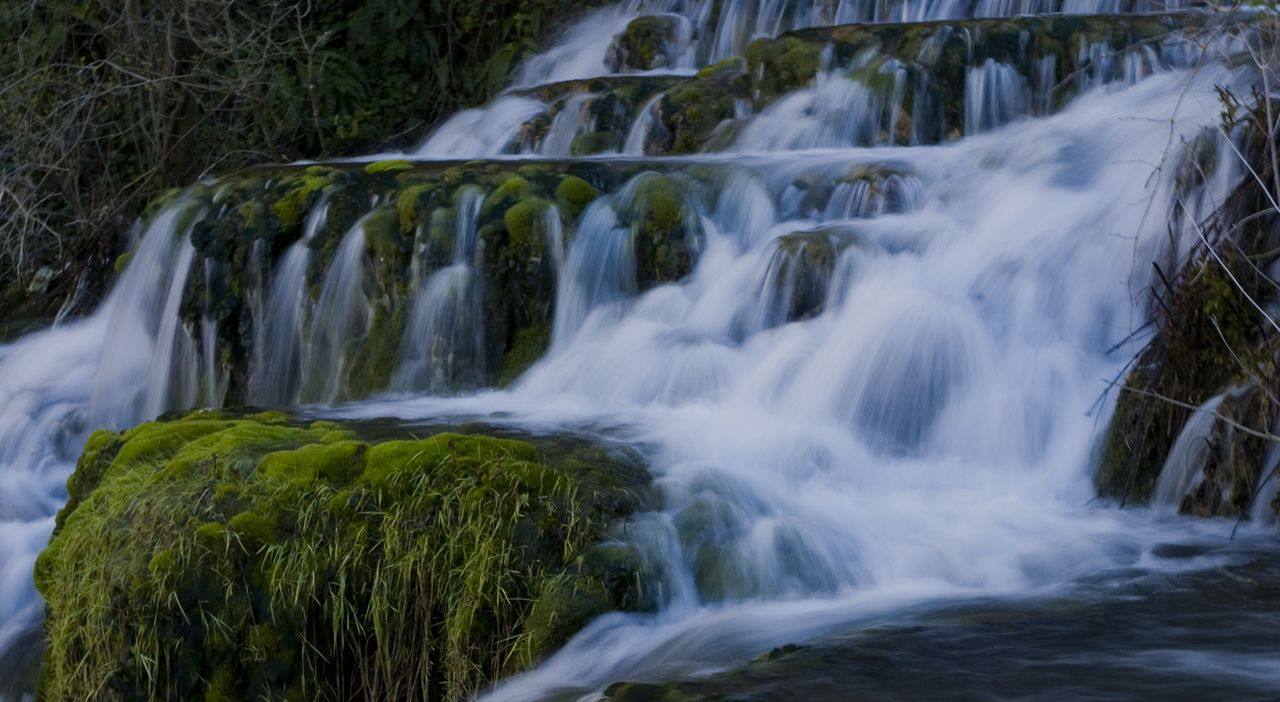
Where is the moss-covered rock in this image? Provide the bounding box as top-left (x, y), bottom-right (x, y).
top-left (623, 173), bottom-right (700, 287)
top-left (37, 410), bottom-right (651, 701)
top-left (556, 175), bottom-right (601, 218)
top-left (499, 322), bottom-right (553, 386)
top-left (608, 16), bottom-right (679, 72)
top-left (570, 130), bottom-right (620, 156)
top-left (745, 37), bottom-right (821, 107)
top-left (1096, 111), bottom-right (1280, 512)
top-left (658, 58), bottom-right (749, 154)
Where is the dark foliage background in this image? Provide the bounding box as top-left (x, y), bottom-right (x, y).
top-left (0, 0), bottom-right (598, 322)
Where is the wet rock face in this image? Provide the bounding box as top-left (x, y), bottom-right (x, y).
top-left (36, 409), bottom-right (652, 701)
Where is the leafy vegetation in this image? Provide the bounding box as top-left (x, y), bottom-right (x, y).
top-left (0, 0), bottom-right (603, 317)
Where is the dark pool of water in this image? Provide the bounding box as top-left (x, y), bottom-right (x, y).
top-left (600, 539), bottom-right (1280, 702)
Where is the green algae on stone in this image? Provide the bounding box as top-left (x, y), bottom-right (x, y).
top-left (363, 159), bottom-right (414, 174)
top-left (659, 58), bottom-right (749, 154)
top-left (624, 173), bottom-right (701, 287)
top-left (556, 175), bottom-right (600, 218)
top-left (499, 322), bottom-right (553, 386)
top-left (37, 411), bottom-right (651, 701)
top-left (609, 16), bottom-right (678, 72)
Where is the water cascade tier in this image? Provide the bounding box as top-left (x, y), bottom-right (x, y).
top-left (1, 1), bottom-right (1278, 699)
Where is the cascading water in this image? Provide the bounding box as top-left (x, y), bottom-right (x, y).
top-left (250, 197), bottom-right (332, 406)
top-left (395, 187), bottom-right (488, 392)
top-left (0, 1), bottom-right (1277, 699)
top-left (0, 197), bottom-right (218, 685)
top-left (301, 213), bottom-right (374, 404)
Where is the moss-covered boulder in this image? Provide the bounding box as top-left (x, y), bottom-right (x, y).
top-left (658, 59), bottom-right (750, 154)
top-left (608, 15), bottom-right (681, 72)
top-left (621, 173), bottom-right (701, 287)
top-left (36, 410), bottom-right (652, 701)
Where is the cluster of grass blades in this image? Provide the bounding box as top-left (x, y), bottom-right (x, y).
top-left (36, 410), bottom-right (651, 701)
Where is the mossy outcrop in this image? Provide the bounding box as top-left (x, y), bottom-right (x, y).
top-left (1096, 108), bottom-right (1280, 515)
top-left (37, 410), bottom-right (652, 701)
top-left (657, 59), bottom-right (750, 154)
top-left (608, 16), bottom-right (681, 72)
top-left (150, 160), bottom-right (642, 403)
top-left (620, 172), bottom-right (703, 287)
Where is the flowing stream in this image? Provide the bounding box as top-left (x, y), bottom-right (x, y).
top-left (2, 1), bottom-right (1278, 699)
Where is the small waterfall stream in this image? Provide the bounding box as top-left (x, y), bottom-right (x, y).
top-left (251, 197), bottom-right (331, 406)
top-left (395, 187), bottom-right (488, 392)
top-left (0, 1), bottom-right (1275, 698)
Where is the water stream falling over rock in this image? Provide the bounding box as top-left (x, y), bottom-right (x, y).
top-left (1, 1), bottom-right (1278, 698)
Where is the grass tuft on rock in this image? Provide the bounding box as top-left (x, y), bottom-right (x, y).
top-left (37, 411), bottom-right (650, 701)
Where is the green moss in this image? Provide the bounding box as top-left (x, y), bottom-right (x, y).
top-left (660, 59), bottom-right (747, 153)
top-left (570, 131), bottom-right (618, 156)
top-left (481, 175), bottom-right (532, 221)
top-left (632, 175), bottom-right (684, 233)
top-left (503, 197), bottom-right (552, 249)
top-left (362, 207), bottom-right (404, 267)
top-left (625, 173), bottom-right (697, 287)
top-left (555, 175), bottom-right (599, 218)
top-left (746, 37), bottom-right (821, 106)
top-left (112, 252), bottom-right (133, 274)
top-left (272, 172), bottom-right (334, 227)
top-left (523, 576), bottom-right (611, 659)
top-left (611, 16), bottom-right (674, 71)
top-left (204, 665), bottom-right (239, 702)
top-left (499, 323), bottom-right (552, 386)
top-left (395, 182), bottom-right (436, 233)
top-left (363, 159), bottom-right (413, 174)
top-left (38, 415), bottom-right (650, 700)
top-left (259, 440), bottom-right (367, 489)
top-left (345, 303), bottom-right (406, 397)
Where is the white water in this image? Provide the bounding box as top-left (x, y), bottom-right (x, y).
top-left (0, 0), bottom-right (1268, 697)
top-left (301, 215), bottom-right (373, 403)
top-left (1152, 391), bottom-right (1229, 511)
top-left (386, 0), bottom-right (1194, 161)
top-left (395, 187), bottom-right (487, 392)
top-left (250, 198), bottom-right (331, 406)
top-left (0, 199), bottom-right (217, 678)
top-left (332, 63), bottom-right (1258, 699)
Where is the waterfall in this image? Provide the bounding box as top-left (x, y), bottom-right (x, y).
top-left (551, 196), bottom-right (636, 348)
top-left (413, 96), bottom-right (546, 157)
top-left (623, 94), bottom-right (665, 155)
top-left (395, 187), bottom-right (487, 392)
top-left (0, 195), bottom-right (214, 672)
top-left (1151, 392), bottom-right (1228, 511)
top-left (250, 197), bottom-right (331, 406)
top-left (965, 59), bottom-right (1030, 135)
top-left (301, 215), bottom-right (373, 403)
top-left (540, 93), bottom-right (596, 157)
top-left (0, 0), bottom-right (1269, 696)
top-left (88, 199), bottom-right (206, 426)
